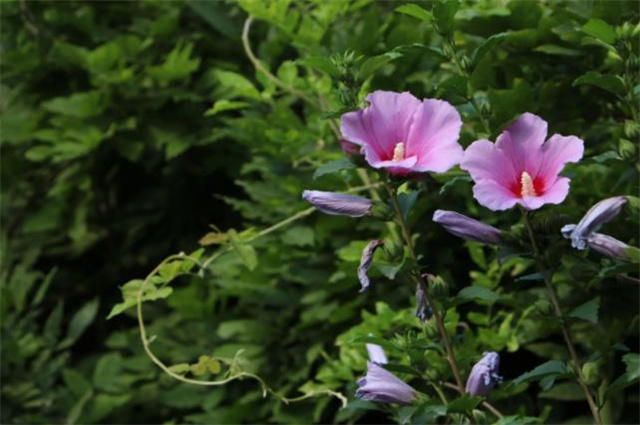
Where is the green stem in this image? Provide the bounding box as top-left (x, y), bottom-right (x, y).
top-left (444, 36), bottom-right (491, 135)
top-left (383, 180), bottom-right (465, 393)
top-left (522, 211), bottom-right (602, 425)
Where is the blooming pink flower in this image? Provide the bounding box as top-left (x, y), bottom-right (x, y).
top-left (341, 91), bottom-right (463, 176)
top-left (461, 113), bottom-right (584, 210)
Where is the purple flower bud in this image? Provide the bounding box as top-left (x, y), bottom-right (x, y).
top-left (465, 352), bottom-right (503, 397)
top-left (366, 343), bottom-right (388, 365)
top-left (358, 239), bottom-right (384, 292)
top-left (432, 210), bottom-right (501, 244)
top-left (568, 196), bottom-right (627, 250)
top-left (302, 190), bottom-right (372, 217)
top-left (356, 362), bottom-right (416, 404)
top-left (340, 139), bottom-right (363, 156)
top-left (587, 232), bottom-right (638, 262)
top-left (415, 281), bottom-right (433, 322)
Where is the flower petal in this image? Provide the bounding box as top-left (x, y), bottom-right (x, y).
top-left (341, 91), bottom-right (421, 159)
top-left (472, 180), bottom-right (519, 211)
top-left (537, 134), bottom-right (584, 181)
top-left (461, 140), bottom-right (517, 186)
top-left (406, 99), bottom-right (463, 172)
top-left (495, 113), bottom-right (547, 175)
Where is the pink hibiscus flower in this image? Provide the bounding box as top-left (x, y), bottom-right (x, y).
top-left (461, 113), bottom-right (584, 211)
top-left (340, 91), bottom-right (463, 176)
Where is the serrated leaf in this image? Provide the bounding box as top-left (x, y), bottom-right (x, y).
top-left (199, 231), bottom-right (230, 245)
top-left (573, 72), bottom-right (625, 96)
top-left (582, 18), bottom-right (616, 45)
top-left (433, 0), bottom-right (459, 34)
top-left (568, 298), bottom-right (599, 323)
top-left (358, 51), bottom-right (403, 80)
top-left (456, 285), bottom-right (499, 303)
top-left (395, 4), bottom-right (433, 22)
top-left (204, 100), bottom-right (250, 116)
top-left (513, 360), bottom-right (570, 384)
top-left (473, 32), bottom-right (510, 65)
top-left (299, 56), bottom-right (340, 78)
top-left (447, 395), bottom-right (482, 413)
top-left (313, 158), bottom-right (356, 179)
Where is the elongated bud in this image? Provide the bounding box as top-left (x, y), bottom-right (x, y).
top-left (566, 196), bottom-right (627, 249)
top-left (432, 210), bottom-right (501, 244)
top-left (340, 138), bottom-right (362, 156)
top-left (587, 232), bottom-right (640, 263)
top-left (358, 239), bottom-right (384, 292)
top-left (302, 190), bottom-right (373, 217)
top-left (465, 352), bottom-right (503, 397)
top-left (415, 281), bottom-right (433, 322)
top-left (366, 343), bottom-right (388, 365)
top-left (356, 362), bottom-right (416, 404)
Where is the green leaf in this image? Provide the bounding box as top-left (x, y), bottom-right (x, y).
top-left (42, 91), bottom-right (105, 118)
top-left (313, 158), bottom-right (356, 179)
top-left (204, 100), bottom-right (250, 116)
top-left (623, 353), bottom-right (640, 381)
top-left (473, 32), bottom-right (510, 65)
top-left (299, 56), bottom-right (340, 78)
top-left (447, 395), bottom-right (482, 413)
top-left (63, 369), bottom-right (92, 398)
top-left (358, 51), bottom-right (404, 80)
top-left (187, 0), bottom-right (238, 38)
top-left (230, 231), bottom-right (258, 270)
top-left (432, 0), bottom-right (460, 34)
top-left (397, 190), bottom-right (421, 219)
top-left (582, 18), bottom-right (616, 45)
top-left (534, 44), bottom-right (583, 56)
top-left (395, 4), bottom-right (433, 22)
top-left (513, 360), bottom-right (570, 384)
top-left (573, 72), bottom-right (625, 96)
top-left (540, 382), bottom-right (585, 400)
top-left (281, 226), bottom-right (315, 247)
top-left (456, 285), bottom-right (499, 303)
top-left (59, 298), bottom-right (99, 349)
top-left (213, 70), bottom-right (262, 100)
top-left (568, 298), bottom-right (599, 323)
top-left (607, 353), bottom-right (640, 394)
top-left (147, 41), bottom-right (200, 84)
top-left (168, 363), bottom-right (191, 374)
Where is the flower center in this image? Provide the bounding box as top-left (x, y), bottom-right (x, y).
top-left (520, 171), bottom-right (537, 197)
top-left (392, 142), bottom-right (405, 162)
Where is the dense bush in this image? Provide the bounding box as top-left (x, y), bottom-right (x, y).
top-left (1, 1), bottom-right (638, 424)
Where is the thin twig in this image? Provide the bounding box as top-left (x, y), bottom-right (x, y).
top-left (383, 180), bottom-right (465, 392)
top-left (523, 211), bottom-right (602, 425)
top-left (241, 17), bottom-right (320, 108)
top-left (442, 382), bottom-right (504, 419)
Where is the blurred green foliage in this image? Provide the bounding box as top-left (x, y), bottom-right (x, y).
top-left (1, 0), bottom-right (638, 424)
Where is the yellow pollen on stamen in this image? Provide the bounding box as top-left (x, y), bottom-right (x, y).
top-left (520, 171), bottom-right (537, 197)
top-left (392, 142), bottom-right (405, 162)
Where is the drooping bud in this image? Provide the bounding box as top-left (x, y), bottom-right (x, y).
top-left (432, 210), bottom-right (501, 244)
top-left (356, 362), bottom-right (416, 405)
top-left (302, 190), bottom-right (373, 217)
top-left (587, 232), bottom-right (640, 263)
top-left (358, 239), bottom-right (384, 292)
top-left (465, 352), bottom-right (503, 397)
top-left (339, 138), bottom-right (362, 156)
top-left (415, 281), bottom-right (433, 322)
top-left (566, 196), bottom-right (627, 250)
top-left (366, 343), bottom-right (388, 365)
